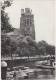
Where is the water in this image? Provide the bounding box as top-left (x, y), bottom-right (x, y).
top-left (6, 60), bottom-right (55, 80)
top-left (29, 68), bottom-right (55, 79)
top-left (26, 61), bottom-right (55, 79)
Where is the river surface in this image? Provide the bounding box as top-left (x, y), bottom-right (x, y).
top-left (28, 68), bottom-right (55, 79)
top-left (6, 60), bottom-right (55, 80)
top-left (29, 61), bottom-right (55, 79)
top-left (21, 61), bottom-right (55, 79)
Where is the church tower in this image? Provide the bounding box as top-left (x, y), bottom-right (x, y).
top-left (20, 8), bottom-right (35, 40)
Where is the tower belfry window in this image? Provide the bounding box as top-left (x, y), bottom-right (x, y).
top-left (30, 20), bottom-right (32, 25)
top-left (26, 19), bottom-right (30, 26)
top-left (24, 20), bottom-right (26, 26)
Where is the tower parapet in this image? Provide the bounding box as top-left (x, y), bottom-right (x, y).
top-left (25, 8), bottom-right (31, 15)
top-left (21, 9), bottom-right (24, 15)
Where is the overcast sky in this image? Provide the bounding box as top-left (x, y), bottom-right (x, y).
top-left (5, 0), bottom-right (55, 45)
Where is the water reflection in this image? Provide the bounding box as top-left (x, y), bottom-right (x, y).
top-left (26, 62), bottom-right (55, 79)
top-left (33, 69), bottom-right (55, 79)
top-left (29, 60), bottom-right (55, 79)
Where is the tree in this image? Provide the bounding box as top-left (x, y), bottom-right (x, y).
top-left (1, 0), bottom-right (14, 57)
top-left (1, 0), bottom-right (14, 33)
top-left (37, 40), bottom-right (48, 55)
top-left (1, 34), bottom-right (11, 56)
top-left (46, 45), bottom-right (55, 55)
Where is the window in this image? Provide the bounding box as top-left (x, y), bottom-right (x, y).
top-left (30, 20), bottom-right (32, 25)
top-left (27, 19), bottom-right (29, 26)
top-left (23, 20), bottom-right (26, 25)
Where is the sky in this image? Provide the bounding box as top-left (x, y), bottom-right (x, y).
top-left (5, 0), bottom-right (55, 45)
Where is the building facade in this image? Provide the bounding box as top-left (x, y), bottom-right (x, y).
top-left (20, 8), bottom-right (35, 40)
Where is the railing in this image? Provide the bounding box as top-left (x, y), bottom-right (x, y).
top-left (1, 56), bottom-right (30, 60)
top-left (1, 55), bottom-right (53, 61)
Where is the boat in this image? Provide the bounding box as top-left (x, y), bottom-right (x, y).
top-left (36, 59), bottom-right (55, 69)
top-left (36, 65), bottom-right (55, 69)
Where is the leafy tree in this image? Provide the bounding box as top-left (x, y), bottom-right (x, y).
top-left (1, 0), bottom-right (14, 33)
top-left (46, 45), bottom-right (55, 55)
top-left (1, 0), bottom-right (14, 57)
top-left (1, 34), bottom-right (11, 56)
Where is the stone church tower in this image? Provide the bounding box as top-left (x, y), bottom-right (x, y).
top-left (20, 8), bottom-right (35, 40)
